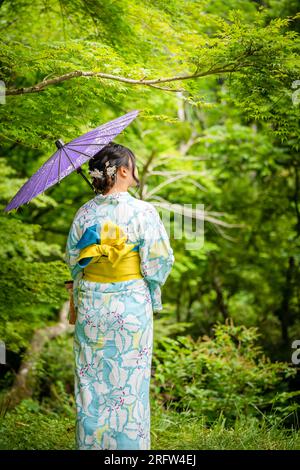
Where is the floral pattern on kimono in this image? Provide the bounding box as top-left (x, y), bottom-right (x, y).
top-left (64, 191), bottom-right (174, 450)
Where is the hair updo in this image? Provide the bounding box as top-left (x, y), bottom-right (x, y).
top-left (88, 141), bottom-right (140, 195)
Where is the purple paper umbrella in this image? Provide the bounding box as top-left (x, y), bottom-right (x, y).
top-left (4, 109), bottom-right (140, 213)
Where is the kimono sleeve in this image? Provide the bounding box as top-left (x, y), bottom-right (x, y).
top-left (64, 213), bottom-right (84, 310)
top-left (139, 205), bottom-right (175, 312)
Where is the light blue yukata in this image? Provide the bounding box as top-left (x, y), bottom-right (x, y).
top-left (64, 190), bottom-right (175, 450)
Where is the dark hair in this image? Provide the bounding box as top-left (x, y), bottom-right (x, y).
top-left (88, 141), bottom-right (140, 195)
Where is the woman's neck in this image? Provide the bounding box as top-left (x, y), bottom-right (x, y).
top-left (103, 187), bottom-right (128, 196)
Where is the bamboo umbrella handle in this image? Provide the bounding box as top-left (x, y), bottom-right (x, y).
top-left (64, 280), bottom-right (77, 325)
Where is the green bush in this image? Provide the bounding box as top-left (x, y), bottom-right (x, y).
top-left (33, 333), bottom-right (75, 416)
top-left (152, 321), bottom-right (300, 423)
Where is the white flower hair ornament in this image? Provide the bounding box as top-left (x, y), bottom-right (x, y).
top-left (88, 168), bottom-right (104, 178)
top-left (106, 164), bottom-right (117, 177)
top-left (89, 161), bottom-right (117, 179)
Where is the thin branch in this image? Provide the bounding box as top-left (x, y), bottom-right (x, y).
top-left (150, 200), bottom-right (243, 229)
top-left (139, 150), bottom-right (157, 199)
top-left (6, 63), bottom-right (244, 96)
top-left (211, 222), bottom-right (239, 241)
top-left (184, 178), bottom-right (208, 192)
top-left (179, 131), bottom-right (199, 155)
top-left (146, 194), bottom-right (169, 203)
top-left (144, 170), bottom-right (210, 197)
top-left (145, 174), bottom-right (193, 198)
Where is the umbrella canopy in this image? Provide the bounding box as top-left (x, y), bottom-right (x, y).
top-left (4, 109), bottom-right (140, 213)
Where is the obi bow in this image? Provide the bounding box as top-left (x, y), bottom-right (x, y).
top-left (75, 220), bottom-right (136, 269)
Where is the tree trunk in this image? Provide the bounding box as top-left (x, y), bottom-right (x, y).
top-left (5, 301), bottom-right (73, 409)
top-left (213, 276), bottom-right (229, 321)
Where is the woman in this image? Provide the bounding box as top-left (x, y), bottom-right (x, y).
top-left (65, 142), bottom-right (175, 450)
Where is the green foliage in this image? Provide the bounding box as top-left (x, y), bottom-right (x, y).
top-left (0, 163), bottom-right (70, 353)
top-left (33, 333), bottom-right (75, 416)
top-left (152, 322), bottom-right (300, 423)
top-left (1, 1), bottom-right (299, 146)
top-left (0, 397), bottom-right (300, 450)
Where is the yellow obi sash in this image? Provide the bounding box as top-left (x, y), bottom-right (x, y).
top-left (82, 250), bottom-right (142, 282)
top-left (75, 220), bottom-right (143, 283)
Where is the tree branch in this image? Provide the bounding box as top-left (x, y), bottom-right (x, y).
top-left (6, 64), bottom-right (244, 96)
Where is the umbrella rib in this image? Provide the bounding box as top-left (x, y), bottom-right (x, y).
top-left (67, 143), bottom-right (118, 147)
top-left (64, 147), bottom-right (96, 160)
top-left (69, 136), bottom-right (118, 145)
top-left (71, 128), bottom-right (116, 141)
top-left (61, 146), bottom-right (78, 171)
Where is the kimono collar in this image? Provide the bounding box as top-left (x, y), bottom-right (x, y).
top-left (94, 191), bottom-right (131, 202)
